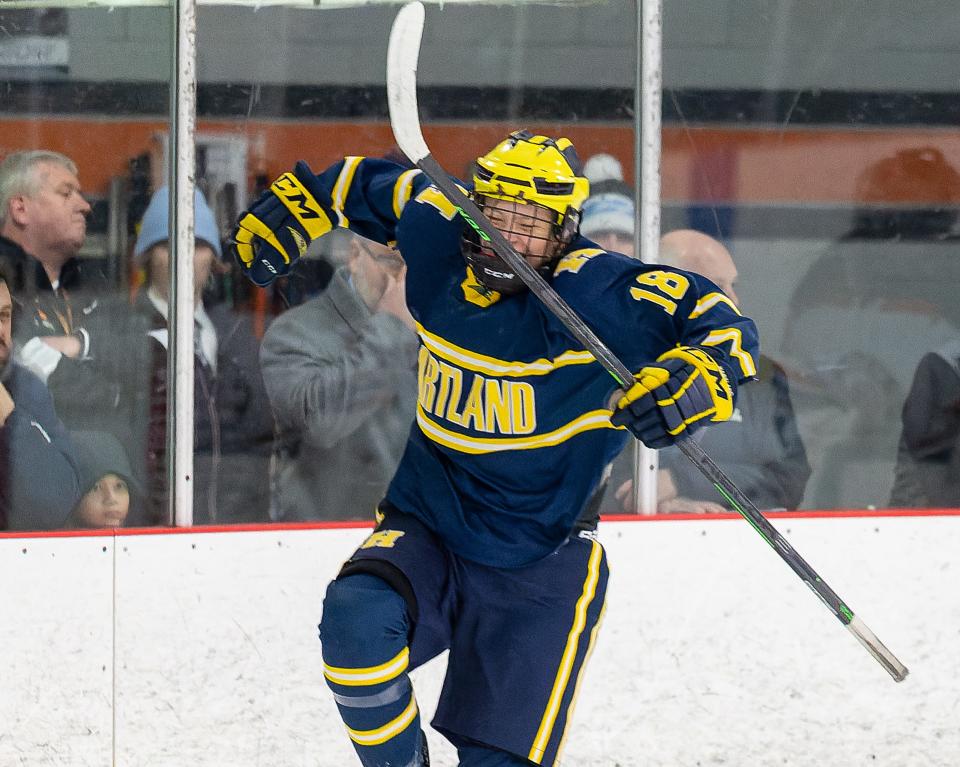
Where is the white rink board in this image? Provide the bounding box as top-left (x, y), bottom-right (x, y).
top-left (0, 515), bottom-right (958, 767)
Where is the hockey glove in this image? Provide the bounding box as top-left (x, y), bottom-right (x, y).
top-left (610, 345), bottom-right (736, 449)
top-left (230, 161), bottom-right (334, 286)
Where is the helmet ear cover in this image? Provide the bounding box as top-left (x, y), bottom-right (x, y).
top-left (557, 205), bottom-right (581, 245)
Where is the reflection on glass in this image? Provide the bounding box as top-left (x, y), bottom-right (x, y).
top-left (13, 0), bottom-right (954, 520)
top-left (212, 0), bottom-right (638, 523)
top-left (659, 4), bottom-right (960, 512)
top-left (0, 6), bottom-right (173, 530)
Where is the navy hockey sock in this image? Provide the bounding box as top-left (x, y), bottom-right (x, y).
top-left (319, 573), bottom-right (425, 766)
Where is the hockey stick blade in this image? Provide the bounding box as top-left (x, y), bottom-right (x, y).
top-left (386, 1), bottom-right (909, 683)
top-left (387, 1), bottom-right (430, 165)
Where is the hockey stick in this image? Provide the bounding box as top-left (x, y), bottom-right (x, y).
top-left (387, 1), bottom-right (908, 683)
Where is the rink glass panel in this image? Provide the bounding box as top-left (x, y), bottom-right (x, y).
top-left (0, 5), bottom-right (173, 529)
top-left (6, 0), bottom-right (956, 524)
top-left (663, 2), bottom-right (960, 512)
top-left (191, 0), bottom-right (643, 524)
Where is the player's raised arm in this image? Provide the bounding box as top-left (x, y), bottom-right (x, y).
top-left (229, 157), bottom-right (429, 286)
top-left (610, 266), bottom-right (760, 449)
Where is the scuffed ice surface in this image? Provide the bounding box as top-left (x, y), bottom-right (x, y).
top-left (0, 517), bottom-right (956, 766)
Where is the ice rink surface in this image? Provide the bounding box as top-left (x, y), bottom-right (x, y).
top-left (1, 514), bottom-right (957, 766)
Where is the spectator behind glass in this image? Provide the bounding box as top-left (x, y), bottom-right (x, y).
top-left (780, 147), bottom-right (960, 509)
top-left (0, 266), bottom-right (81, 530)
top-left (259, 233), bottom-right (418, 521)
top-left (131, 187), bottom-right (274, 524)
top-left (604, 229), bottom-right (811, 514)
top-left (888, 339), bottom-right (960, 508)
top-left (580, 152), bottom-right (636, 257)
top-left (69, 430), bottom-right (142, 528)
top-left (0, 151), bottom-right (139, 441)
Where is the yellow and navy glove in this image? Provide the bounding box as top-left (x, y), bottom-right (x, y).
top-left (230, 161), bottom-right (334, 286)
top-left (610, 345), bottom-right (736, 449)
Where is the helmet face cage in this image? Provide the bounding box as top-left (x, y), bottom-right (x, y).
top-left (462, 194), bottom-right (570, 294)
top-left (463, 131), bottom-right (589, 295)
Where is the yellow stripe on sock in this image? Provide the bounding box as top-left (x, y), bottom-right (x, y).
top-left (324, 647), bottom-right (409, 687)
top-left (346, 696), bottom-right (419, 747)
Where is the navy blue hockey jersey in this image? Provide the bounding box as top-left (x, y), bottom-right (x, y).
top-left (303, 157), bottom-right (760, 567)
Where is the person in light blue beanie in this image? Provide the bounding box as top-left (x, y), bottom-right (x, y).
top-left (129, 186), bottom-right (274, 525)
top-left (579, 192), bottom-right (636, 256)
top-left (133, 186), bottom-right (222, 308)
top-left (133, 186), bottom-right (222, 260)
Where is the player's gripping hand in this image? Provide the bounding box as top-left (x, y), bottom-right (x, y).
top-left (230, 161), bottom-right (333, 286)
top-left (610, 345), bottom-right (736, 449)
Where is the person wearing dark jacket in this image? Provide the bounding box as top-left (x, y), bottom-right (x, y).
top-left (0, 268), bottom-right (80, 530)
top-left (0, 151), bottom-right (139, 440)
top-left (131, 186), bottom-right (274, 524)
top-left (889, 339), bottom-right (960, 508)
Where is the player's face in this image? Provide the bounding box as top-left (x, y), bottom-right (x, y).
top-left (483, 198), bottom-right (558, 269)
top-left (21, 161), bottom-right (91, 258)
top-left (75, 473), bottom-right (130, 528)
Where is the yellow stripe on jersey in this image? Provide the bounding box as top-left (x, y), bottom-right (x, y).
top-left (323, 647), bottom-right (409, 687)
top-left (553, 248), bottom-right (603, 276)
top-left (415, 184), bottom-right (468, 220)
top-left (392, 169), bottom-right (423, 219)
top-left (416, 406), bottom-right (615, 454)
top-left (528, 540), bottom-right (604, 764)
top-left (332, 156), bottom-right (364, 228)
top-left (346, 696), bottom-right (419, 747)
top-left (689, 292), bottom-right (741, 319)
top-left (554, 601), bottom-right (607, 765)
top-left (701, 328), bottom-right (758, 378)
top-left (416, 323), bottom-right (596, 377)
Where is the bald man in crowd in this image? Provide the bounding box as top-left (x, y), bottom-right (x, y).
top-left (608, 229), bottom-right (811, 513)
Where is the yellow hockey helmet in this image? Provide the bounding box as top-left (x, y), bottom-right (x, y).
top-left (463, 131), bottom-right (590, 295)
top-left (473, 130), bottom-right (590, 225)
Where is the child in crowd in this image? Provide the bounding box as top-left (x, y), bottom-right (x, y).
top-left (70, 430), bottom-right (141, 528)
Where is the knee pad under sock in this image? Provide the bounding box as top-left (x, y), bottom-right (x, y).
top-left (319, 573), bottom-right (425, 766)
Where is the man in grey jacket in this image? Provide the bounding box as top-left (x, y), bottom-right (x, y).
top-left (605, 229), bottom-right (811, 513)
top-left (260, 234), bottom-right (418, 521)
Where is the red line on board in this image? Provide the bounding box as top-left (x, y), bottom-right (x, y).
top-left (1, 507), bottom-right (957, 540)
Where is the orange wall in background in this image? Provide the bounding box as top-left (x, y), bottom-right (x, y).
top-left (3, 117), bottom-right (960, 205)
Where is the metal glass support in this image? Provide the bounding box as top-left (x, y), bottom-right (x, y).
top-left (168, 0), bottom-right (197, 527)
top-left (632, 0), bottom-right (663, 515)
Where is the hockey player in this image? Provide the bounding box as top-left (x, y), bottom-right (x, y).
top-left (231, 131), bottom-right (759, 767)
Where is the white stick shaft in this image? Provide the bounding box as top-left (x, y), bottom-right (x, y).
top-left (387, 1), bottom-right (429, 164)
